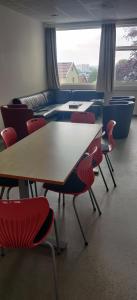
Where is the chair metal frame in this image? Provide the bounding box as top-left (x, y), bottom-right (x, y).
top-left (102, 120), bottom-right (117, 187)
top-left (44, 147), bottom-right (102, 246)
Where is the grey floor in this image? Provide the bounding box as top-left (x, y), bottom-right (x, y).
top-left (0, 118), bottom-right (137, 300)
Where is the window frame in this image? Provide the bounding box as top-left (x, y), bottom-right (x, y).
top-left (114, 25), bottom-right (137, 90)
top-left (56, 26), bottom-right (101, 90)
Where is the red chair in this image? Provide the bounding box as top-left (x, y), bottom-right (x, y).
top-left (1, 127), bottom-right (17, 148)
top-left (71, 111), bottom-right (95, 124)
top-left (87, 136), bottom-right (109, 192)
top-left (27, 117), bottom-right (47, 134)
top-left (70, 111), bottom-right (108, 192)
top-left (0, 106), bottom-right (33, 141)
top-left (0, 197), bottom-right (59, 300)
top-left (0, 127), bottom-right (36, 198)
top-left (101, 120), bottom-right (117, 187)
top-left (43, 147), bottom-right (101, 246)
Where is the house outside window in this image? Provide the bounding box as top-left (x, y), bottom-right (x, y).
top-left (115, 25), bottom-right (137, 89)
top-left (56, 28), bottom-right (101, 89)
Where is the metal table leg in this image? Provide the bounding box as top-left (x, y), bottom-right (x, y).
top-left (18, 180), bottom-right (29, 198)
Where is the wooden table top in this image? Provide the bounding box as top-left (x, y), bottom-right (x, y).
top-left (56, 101), bottom-right (93, 112)
top-left (0, 122), bottom-right (101, 184)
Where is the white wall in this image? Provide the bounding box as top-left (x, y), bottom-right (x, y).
top-left (0, 5), bottom-right (46, 128)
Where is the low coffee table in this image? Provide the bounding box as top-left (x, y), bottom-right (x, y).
top-left (56, 101), bottom-right (93, 113)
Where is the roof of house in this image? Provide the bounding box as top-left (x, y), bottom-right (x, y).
top-left (58, 62), bottom-right (73, 79)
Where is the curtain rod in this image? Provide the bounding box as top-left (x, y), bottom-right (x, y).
top-left (44, 18), bottom-right (137, 30)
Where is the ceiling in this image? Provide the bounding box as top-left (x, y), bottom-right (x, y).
top-left (0, 0), bottom-right (137, 25)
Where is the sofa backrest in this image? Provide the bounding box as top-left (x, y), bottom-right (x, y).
top-left (54, 89), bottom-right (104, 104)
top-left (71, 90), bottom-right (104, 101)
top-left (9, 89), bottom-right (104, 111)
top-left (55, 90), bottom-right (72, 104)
top-left (43, 90), bottom-right (56, 105)
top-left (19, 93), bottom-right (46, 111)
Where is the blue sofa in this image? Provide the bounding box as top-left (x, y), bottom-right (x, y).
top-left (13, 89), bottom-right (104, 120)
top-left (103, 100), bottom-right (135, 138)
top-left (10, 90), bottom-right (135, 138)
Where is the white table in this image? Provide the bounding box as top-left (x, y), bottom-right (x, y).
top-left (0, 122), bottom-right (101, 197)
top-left (55, 101), bottom-right (94, 113)
top-left (0, 121), bottom-right (102, 249)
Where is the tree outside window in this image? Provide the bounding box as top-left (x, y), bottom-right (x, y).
top-left (115, 26), bottom-right (137, 86)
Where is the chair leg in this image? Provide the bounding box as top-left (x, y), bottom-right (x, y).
top-left (98, 165), bottom-right (109, 192)
top-left (54, 219), bottom-right (61, 254)
top-left (34, 182), bottom-right (38, 197)
top-left (90, 188), bottom-right (102, 216)
top-left (63, 194), bottom-right (65, 207)
top-left (72, 195), bottom-right (88, 246)
top-left (44, 189), bottom-right (48, 197)
top-left (58, 193), bottom-right (61, 205)
top-left (1, 247), bottom-right (5, 257)
top-left (88, 190), bottom-right (96, 211)
top-left (105, 154), bottom-right (117, 188)
top-left (6, 187), bottom-right (12, 200)
top-left (29, 182), bottom-right (34, 197)
top-left (0, 187), bottom-right (5, 199)
top-left (45, 241), bottom-right (59, 300)
top-left (106, 153), bottom-right (114, 172)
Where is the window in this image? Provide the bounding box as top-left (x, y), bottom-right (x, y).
top-left (115, 26), bottom-right (137, 87)
top-left (56, 28), bottom-right (101, 88)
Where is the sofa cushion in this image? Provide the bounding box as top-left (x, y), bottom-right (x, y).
top-left (19, 93), bottom-right (46, 111)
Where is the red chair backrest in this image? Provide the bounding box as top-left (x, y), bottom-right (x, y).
top-left (106, 120), bottom-right (116, 151)
top-left (1, 127), bottom-right (17, 148)
top-left (0, 197), bottom-right (53, 248)
top-left (76, 146), bottom-right (97, 189)
top-left (87, 136), bottom-right (103, 166)
top-left (0, 106), bottom-right (34, 141)
top-left (27, 118), bottom-right (47, 134)
top-left (71, 112), bottom-right (95, 124)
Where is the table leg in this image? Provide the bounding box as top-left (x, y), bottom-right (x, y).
top-left (18, 180), bottom-right (29, 198)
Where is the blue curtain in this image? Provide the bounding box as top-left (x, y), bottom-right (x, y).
top-left (45, 27), bottom-right (60, 89)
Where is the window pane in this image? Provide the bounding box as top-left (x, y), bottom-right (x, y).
top-left (115, 50), bottom-right (137, 82)
top-left (56, 29), bottom-right (101, 86)
top-left (116, 26), bottom-right (137, 47)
